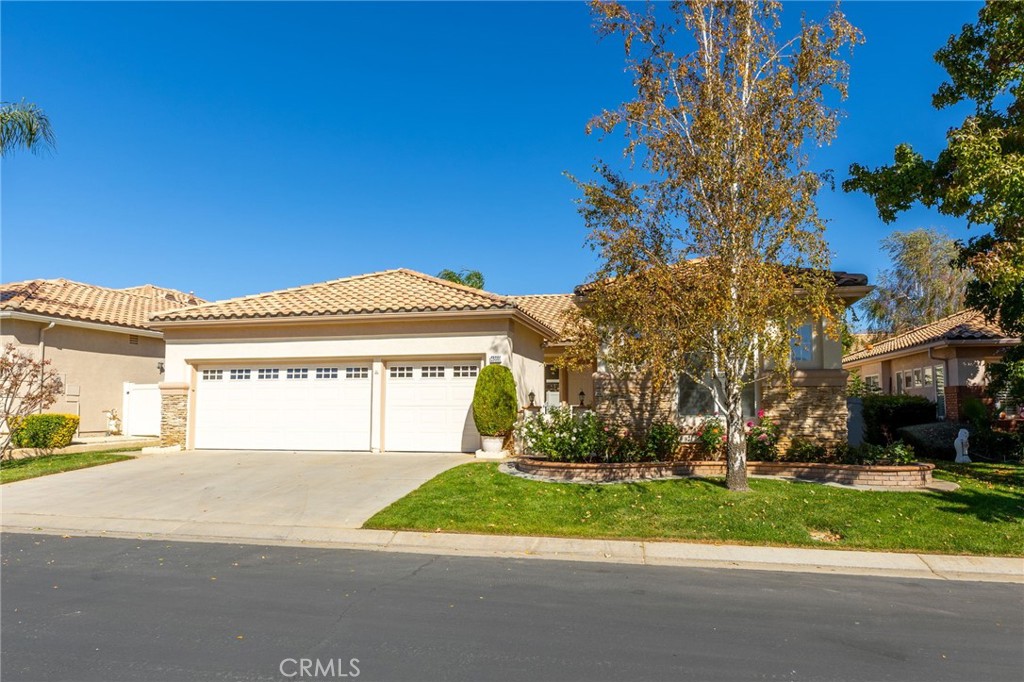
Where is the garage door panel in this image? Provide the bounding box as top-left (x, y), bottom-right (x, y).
top-left (384, 361), bottom-right (480, 453)
top-left (195, 364), bottom-right (371, 451)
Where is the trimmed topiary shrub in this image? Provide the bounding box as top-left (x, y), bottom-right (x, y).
top-left (862, 394), bottom-right (936, 444)
top-left (11, 413), bottom-right (80, 449)
top-left (472, 365), bottom-right (518, 436)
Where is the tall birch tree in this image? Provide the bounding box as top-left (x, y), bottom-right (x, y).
top-left (564, 0), bottom-right (861, 491)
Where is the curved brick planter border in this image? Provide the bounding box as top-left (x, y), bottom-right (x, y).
top-left (513, 458), bottom-right (935, 488)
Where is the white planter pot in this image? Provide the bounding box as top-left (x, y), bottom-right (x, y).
top-left (476, 435), bottom-right (508, 460)
top-left (481, 435), bottom-right (504, 452)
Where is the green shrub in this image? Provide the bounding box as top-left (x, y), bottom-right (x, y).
top-left (858, 441), bottom-right (916, 466)
top-left (11, 413), bottom-right (80, 449)
top-left (862, 394), bottom-right (936, 444)
top-left (895, 421), bottom-right (964, 460)
top-left (962, 397), bottom-right (991, 430)
top-left (645, 420), bottom-right (682, 460)
top-left (695, 415), bottom-right (725, 460)
top-left (783, 438), bottom-right (828, 463)
top-left (472, 365), bottom-right (518, 436)
top-left (970, 428), bottom-right (1024, 463)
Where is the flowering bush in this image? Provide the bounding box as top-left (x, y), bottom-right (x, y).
top-left (515, 407), bottom-right (608, 463)
top-left (745, 412), bottom-right (780, 461)
top-left (695, 415), bottom-right (726, 460)
top-left (516, 411), bottom-right (682, 463)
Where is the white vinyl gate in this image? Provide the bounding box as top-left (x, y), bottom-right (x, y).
top-left (122, 382), bottom-right (161, 437)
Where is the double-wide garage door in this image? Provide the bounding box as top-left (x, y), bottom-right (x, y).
top-left (194, 361), bottom-right (480, 452)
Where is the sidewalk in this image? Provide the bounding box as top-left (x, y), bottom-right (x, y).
top-left (2, 516), bottom-right (1020, 584)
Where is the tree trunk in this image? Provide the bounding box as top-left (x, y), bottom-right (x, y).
top-left (725, 389), bottom-right (750, 492)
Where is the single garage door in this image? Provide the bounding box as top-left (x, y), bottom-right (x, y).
top-left (384, 361), bottom-right (480, 452)
top-left (194, 364), bottom-right (372, 450)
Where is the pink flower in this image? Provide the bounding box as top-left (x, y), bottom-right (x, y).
top-left (720, 435), bottom-right (727, 442)
top-left (757, 409), bottom-right (765, 419)
top-left (746, 421), bottom-right (754, 428)
top-left (758, 433), bottom-right (768, 441)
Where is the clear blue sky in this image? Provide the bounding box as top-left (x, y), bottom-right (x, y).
top-left (1, 1), bottom-right (983, 302)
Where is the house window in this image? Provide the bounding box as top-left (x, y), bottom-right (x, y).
top-left (544, 364), bottom-right (561, 407)
top-left (129, 334), bottom-right (139, 345)
top-left (202, 369), bottom-right (223, 381)
top-left (229, 369), bottom-right (251, 381)
top-left (345, 367), bottom-right (369, 380)
top-left (865, 374), bottom-right (881, 390)
top-left (791, 323), bottom-right (813, 363)
top-left (389, 366), bottom-right (413, 379)
top-left (896, 372), bottom-right (904, 395)
top-left (286, 368), bottom-right (309, 380)
top-left (923, 367), bottom-right (933, 386)
top-left (912, 368), bottom-right (922, 388)
top-left (904, 370), bottom-right (913, 390)
top-left (316, 367), bottom-right (339, 380)
top-left (677, 374), bottom-right (755, 418)
top-left (421, 366), bottom-right (445, 378)
top-left (453, 365), bottom-right (478, 378)
top-left (257, 369), bottom-right (279, 380)
top-left (935, 364), bottom-right (946, 418)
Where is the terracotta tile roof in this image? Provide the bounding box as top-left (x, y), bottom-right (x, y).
top-left (843, 310), bottom-right (1015, 364)
top-left (0, 279), bottom-right (204, 331)
top-left (509, 294), bottom-right (580, 342)
top-left (150, 269), bottom-right (539, 324)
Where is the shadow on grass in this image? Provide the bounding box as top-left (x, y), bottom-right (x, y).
top-left (935, 486), bottom-right (1024, 523)
top-left (932, 461), bottom-right (1024, 488)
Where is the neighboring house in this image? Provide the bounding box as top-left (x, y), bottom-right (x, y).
top-left (0, 279), bottom-right (202, 436)
top-left (842, 310), bottom-right (1020, 421)
top-left (150, 268), bottom-right (869, 453)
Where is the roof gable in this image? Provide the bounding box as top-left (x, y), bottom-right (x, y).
top-left (150, 269), bottom-right (518, 323)
top-left (843, 310), bottom-right (1015, 364)
top-left (0, 278), bottom-right (203, 331)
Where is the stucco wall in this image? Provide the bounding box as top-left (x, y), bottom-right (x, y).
top-left (1, 318), bottom-right (164, 435)
top-left (510, 321), bottom-right (545, 408)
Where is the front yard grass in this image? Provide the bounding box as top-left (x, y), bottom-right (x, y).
top-left (364, 460), bottom-right (1024, 556)
top-left (0, 449), bottom-right (137, 484)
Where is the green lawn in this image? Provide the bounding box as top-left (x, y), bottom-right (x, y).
top-left (364, 460), bottom-right (1024, 556)
top-left (0, 449), bottom-right (137, 484)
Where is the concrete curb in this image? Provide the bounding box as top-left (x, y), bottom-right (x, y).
top-left (2, 517), bottom-right (1020, 584)
top-left (7, 438), bottom-right (157, 459)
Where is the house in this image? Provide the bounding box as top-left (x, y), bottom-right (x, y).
top-left (0, 279), bottom-right (203, 436)
top-left (150, 268), bottom-right (869, 453)
top-left (842, 310), bottom-right (1020, 420)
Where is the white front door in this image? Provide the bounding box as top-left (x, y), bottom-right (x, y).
top-left (194, 364), bottom-right (372, 450)
top-left (384, 361), bottom-right (480, 452)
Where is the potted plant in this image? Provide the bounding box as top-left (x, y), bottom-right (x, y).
top-left (472, 364), bottom-right (518, 457)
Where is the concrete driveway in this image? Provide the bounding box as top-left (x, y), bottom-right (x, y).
top-left (1, 450), bottom-right (467, 543)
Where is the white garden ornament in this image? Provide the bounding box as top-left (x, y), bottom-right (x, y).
top-left (954, 428), bottom-right (971, 464)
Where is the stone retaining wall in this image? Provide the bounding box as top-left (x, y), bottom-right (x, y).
top-left (514, 458), bottom-right (934, 488)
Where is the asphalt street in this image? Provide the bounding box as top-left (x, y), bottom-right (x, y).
top-left (2, 533), bottom-right (1021, 682)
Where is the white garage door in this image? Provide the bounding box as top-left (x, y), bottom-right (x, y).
top-left (194, 364), bottom-right (372, 451)
top-left (384, 361), bottom-right (480, 452)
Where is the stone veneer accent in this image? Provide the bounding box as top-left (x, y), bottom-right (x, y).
top-left (592, 371), bottom-right (675, 433)
top-left (593, 368), bottom-right (851, 449)
top-left (760, 370), bottom-right (848, 450)
top-left (159, 382), bottom-right (189, 448)
top-left (515, 458), bottom-right (935, 488)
